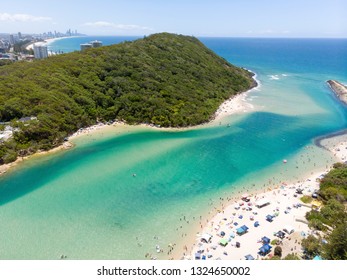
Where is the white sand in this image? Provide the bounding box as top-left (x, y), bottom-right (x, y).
top-left (213, 74), bottom-right (261, 121)
top-left (213, 92), bottom-right (255, 120)
top-left (186, 135), bottom-right (347, 260)
top-left (26, 37), bottom-right (69, 51)
top-left (324, 134), bottom-right (347, 163)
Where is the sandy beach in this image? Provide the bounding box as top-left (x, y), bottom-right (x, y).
top-left (185, 134), bottom-right (347, 260)
top-left (0, 141), bottom-right (73, 176)
top-left (25, 37), bottom-right (70, 51)
top-left (213, 73), bottom-right (260, 121)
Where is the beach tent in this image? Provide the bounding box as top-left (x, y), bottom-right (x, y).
top-left (236, 225), bottom-right (249, 235)
top-left (254, 221), bottom-right (260, 227)
top-left (276, 231), bottom-right (285, 239)
top-left (262, 236), bottom-right (271, 244)
top-left (229, 232), bottom-right (235, 238)
top-left (259, 244), bottom-right (272, 256)
top-left (219, 239), bottom-right (228, 247)
top-left (255, 198), bottom-right (270, 208)
top-left (266, 215), bottom-right (274, 222)
top-left (201, 233), bottom-right (212, 243)
top-left (245, 254), bottom-right (255, 260)
top-left (313, 255), bottom-right (323, 260)
top-left (195, 253), bottom-right (201, 260)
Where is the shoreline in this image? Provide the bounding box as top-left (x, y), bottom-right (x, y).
top-left (26, 37), bottom-right (58, 51)
top-left (25, 36), bottom-right (85, 51)
top-left (0, 71), bottom-right (260, 177)
top-left (0, 141), bottom-right (73, 176)
top-left (327, 80), bottom-right (347, 105)
top-left (182, 135), bottom-right (347, 260)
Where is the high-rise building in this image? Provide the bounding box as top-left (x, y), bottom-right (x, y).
top-left (80, 43), bottom-right (92, 51)
top-left (80, 40), bottom-right (103, 51)
top-left (18, 32), bottom-right (22, 40)
top-left (9, 34), bottom-right (15, 45)
top-left (33, 45), bottom-right (48, 59)
top-left (91, 40), bottom-right (103, 48)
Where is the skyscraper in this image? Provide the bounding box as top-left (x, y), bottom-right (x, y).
top-left (33, 45), bottom-right (48, 59)
top-left (9, 34), bottom-right (15, 45)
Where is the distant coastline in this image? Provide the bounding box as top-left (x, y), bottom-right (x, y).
top-left (25, 36), bottom-right (86, 51)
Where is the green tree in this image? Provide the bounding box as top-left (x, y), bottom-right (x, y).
top-left (302, 235), bottom-right (322, 259)
top-left (322, 220), bottom-right (347, 260)
top-left (283, 253), bottom-right (300, 260)
top-left (274, 246), bottom-right (282, 257)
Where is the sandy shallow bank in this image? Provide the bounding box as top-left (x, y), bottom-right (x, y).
top-left (0, 72), bottom-right (260, 177)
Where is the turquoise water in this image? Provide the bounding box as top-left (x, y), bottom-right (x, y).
top-left (0, 38), bottom-right (346, 259)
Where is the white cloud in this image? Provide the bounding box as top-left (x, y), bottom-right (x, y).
top-left (0, 13), bottom-right (52, 22)
top-left (83, 21), bottom-right (153, 31)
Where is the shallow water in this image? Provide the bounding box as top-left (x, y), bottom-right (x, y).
top-left (0, 38), bottom-right (346, 259)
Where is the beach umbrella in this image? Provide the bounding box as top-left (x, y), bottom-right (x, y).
top-left (229, 232), bottom-right (235, 238)
top-left (254, 221), bottom-right (259, 227)
top-left (220, 231), bottom-right (225, 237)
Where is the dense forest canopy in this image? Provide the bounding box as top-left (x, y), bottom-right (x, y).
top-left (0, 33), bottom-right (255, 164)
top-left (303, 163), bottom-right (347, 260)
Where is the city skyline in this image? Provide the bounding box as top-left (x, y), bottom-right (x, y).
top-left (1, 0), bottom-right (347, 38)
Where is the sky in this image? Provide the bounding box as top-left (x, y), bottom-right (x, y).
top-left (1, 0), bottom-right (347, 38)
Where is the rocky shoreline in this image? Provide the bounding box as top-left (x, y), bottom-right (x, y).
top-left (327, 80), bottom-right (347, 105)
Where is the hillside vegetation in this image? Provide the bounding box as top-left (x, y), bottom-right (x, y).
top-left (304, 163), bottom-right (347, 260)
top-left (0, 33), bottom-right (254, 164)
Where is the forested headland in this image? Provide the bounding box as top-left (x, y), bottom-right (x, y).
top-left (0, 33), bottom-right (255, 164)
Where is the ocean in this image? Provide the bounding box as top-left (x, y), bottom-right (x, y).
top-left (0, 36), bottom-right (346, 259)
